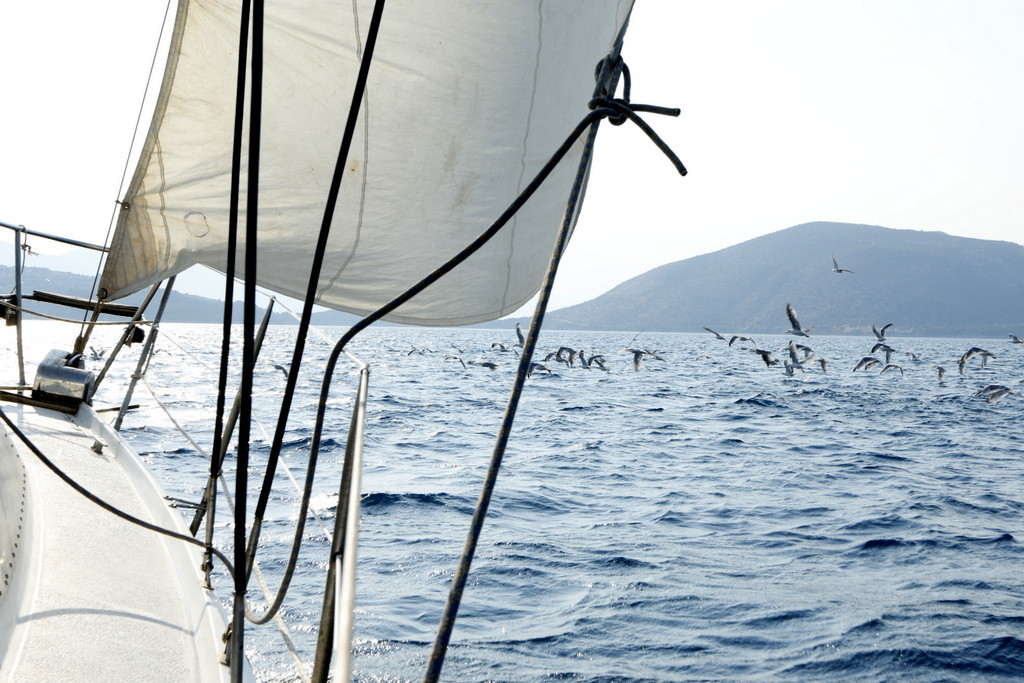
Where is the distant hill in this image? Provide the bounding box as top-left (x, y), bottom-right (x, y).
top-left (6, 222), bottom-right (1022, 337)
top-left (532, 222), bottom-right (1024, 338)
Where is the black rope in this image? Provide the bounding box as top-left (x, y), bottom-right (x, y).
top-left (0, 405), bottom-right (234, 576)
top-left (421, 72), bottom-right (625, 683)
top-left (231, 0), bottom-right (264, 676)
top-left (202, 0), bottom-right (251, 577)
top-left (243, 0), bottom-right (389, 586)
top-left (258, 62), bottom-right (680, 683)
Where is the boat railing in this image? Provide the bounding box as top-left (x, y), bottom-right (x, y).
top-left (1, 220), bottom-right (110, 387)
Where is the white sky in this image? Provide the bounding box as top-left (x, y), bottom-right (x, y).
top-left (2, 1), bottom-right (1022, 311)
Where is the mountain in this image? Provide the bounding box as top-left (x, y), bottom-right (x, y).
top-left (7, 222), bottom-right (1022, 337)
top-left (537, 222), bottom-right (1024, 337)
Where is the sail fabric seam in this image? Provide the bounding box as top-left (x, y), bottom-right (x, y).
top-left (500, 0), bottom-right (547, 313)
top-left (316, 0), bottom-right (371, 305)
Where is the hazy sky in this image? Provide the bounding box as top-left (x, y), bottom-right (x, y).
top-left (2, 1), bottom-right (1022, 312)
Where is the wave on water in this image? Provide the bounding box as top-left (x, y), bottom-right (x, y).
top-left (360, 491), bottom-right (474, 515)
top-left (783, 636), bottom-right (1024, 679)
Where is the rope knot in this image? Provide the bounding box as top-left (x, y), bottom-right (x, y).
top-left (588, 56), bottom-right (687, 175)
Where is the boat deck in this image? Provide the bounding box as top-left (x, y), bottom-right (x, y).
top-left (0, 402), bottom-right (234, 681)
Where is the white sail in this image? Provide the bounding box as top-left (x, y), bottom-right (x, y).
top-left (99, 0), bottom-right (634, 326)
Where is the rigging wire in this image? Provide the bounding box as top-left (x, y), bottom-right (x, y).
top-left (84, 0), bottom-right (177, 333)
top-left (423, 116), bottom-right (598, 683)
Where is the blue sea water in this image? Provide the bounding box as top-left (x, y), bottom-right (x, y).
top-left (89, 324), bottom-right (1024, 681)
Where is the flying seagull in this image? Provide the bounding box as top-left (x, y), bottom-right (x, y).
top-left (787, 340), bottom-right (806, 370)
top-left (872, 323), bottom-right (893, 342)
top-left (880, 363), bottom-right (904, 376)
top-left (871, 343), bottom-right (896, 364)
top-left (975, 384), bottom-right (1013, 403)
top-left (703, 327), bottom-right (727, 341)
top-left (959, 346), bottom-right (995, 374)
top-left (831, 254), bottom-right (853, 274)
top-left (514, 322), bottom-right (525, 348)
top-left (526, 362), bottom-right (550, 377)
top-left (853, 356), bottom-right (881, 372)
top-left (443, 355), bottom-right (467, 369)
top-left (785, 303), bottom-right (810, 337)
top-left (751, 348), bottom-right (778, 367)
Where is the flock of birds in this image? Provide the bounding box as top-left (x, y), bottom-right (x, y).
top-left (411, 322), bottom-right (666, 376)
top-left (405, 254), bottom-right (1018, 403)
top-left (700, 302), bottom-right (1019, 402)
top-left (408, 308), bottom-right (1019, 405)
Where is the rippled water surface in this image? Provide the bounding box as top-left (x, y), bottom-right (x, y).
top-left (16, 322), bottom-right (1024, 681)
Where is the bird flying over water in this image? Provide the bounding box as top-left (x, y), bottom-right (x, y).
top-left (831, 254), bottom-right (853, 274)
top-left (703, 327), bottom-right (727, 341)
top-left (1010, 334), bottom-right (1023, 345)
top-left (515, 322), bottom-right (525, 348)
top-left (975, 384), bottom-right (1013, 403)
top-left (871, 343), bottom-right (896, 364)
top-left (787, 341), bottom-right (806, 369)
top-left (959, 347), bottom-right (994, 374)
top-left (751, 348), bottom-right (778, 367)
top-left (872, 323), bottom-right (893, 342)
top-left (880, 363), bottom-right (904, 376)
top-left (853, 356), bottom-right (881, 372)
top-left (443, 355), bottom-right (467, 369)
top-left (785, 304), bottom-right (810, 337)
top-left (526, 362), bottom-right (550, 377)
